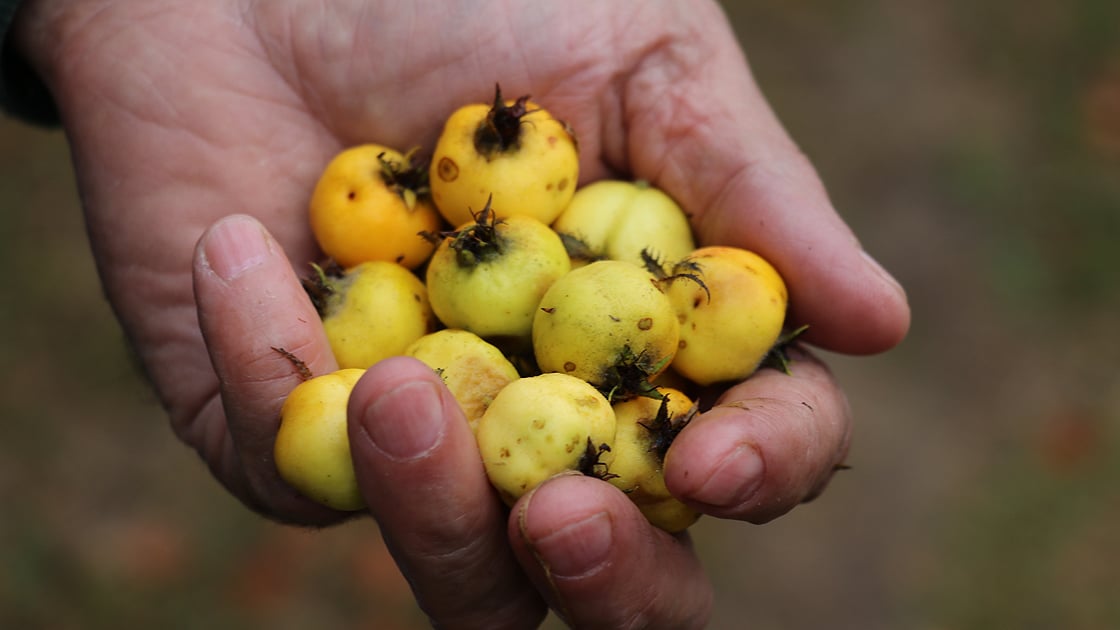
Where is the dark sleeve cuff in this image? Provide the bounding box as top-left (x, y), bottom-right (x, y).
top-left (1, 0), bottom-right (60, 125)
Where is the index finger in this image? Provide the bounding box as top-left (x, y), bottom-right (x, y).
top-left (193, 213), bottom-right (343, 523)
top-left (664, 349), bottom-right (852, 524)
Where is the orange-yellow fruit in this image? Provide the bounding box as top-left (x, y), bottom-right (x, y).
top-left (665, 246), bottom-right (787, 385)
top-left (309, 144), bottom-right (441, 269)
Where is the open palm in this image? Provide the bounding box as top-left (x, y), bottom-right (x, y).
top-left (18, 0), bottom-right (908, 626)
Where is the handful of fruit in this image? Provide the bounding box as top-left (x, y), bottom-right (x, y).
top-left (273, 86), bottom-right (794, 533)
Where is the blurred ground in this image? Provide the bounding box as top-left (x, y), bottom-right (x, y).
top-left (2, 1), bottom-right (1118, 628)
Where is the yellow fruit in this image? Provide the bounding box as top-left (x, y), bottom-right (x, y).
top-left (634, 497), bottom-right (702, 535)
top-left (306, 261), bottom-right (434, 369)
top-left (608, 389), bottom-right (701, 533)
top-left (475, 373), bottom-right (616, 505)
top-left (664, 246), bottom-right (787, 385)
top-left (405, 329), bottom-right (520, 431)
top-left (274, 368), bottom-right (366, 511)
top-left (532, 260), bottom-right (679, 398)
top-left (608, 389), bottom-right (693, 500)
top-left (426, 206), bottom-right (570, 341)
top-left (552, 179), bottom-right (695, 268)
top-left (430, 86), bottom-right (579, 227)
top-left (309, 144), bottom-right (442, 269)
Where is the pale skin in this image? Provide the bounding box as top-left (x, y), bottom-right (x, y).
top-left (13, 1), bottom-right (910, 627)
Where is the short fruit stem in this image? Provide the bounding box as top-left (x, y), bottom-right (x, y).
top-left (376, 147), bottom-right (429, 208)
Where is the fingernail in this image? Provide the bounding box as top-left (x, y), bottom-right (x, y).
top-left (691, 443), bottom-right (765, 508)
top-left (203, 215), bottom-right (273, 281)
top-left (363, 380), bottom-right (446, 461)
top-left (530, 511), bottom-right (613, 579)
top-left (860, 250), bottom-right (906, 299)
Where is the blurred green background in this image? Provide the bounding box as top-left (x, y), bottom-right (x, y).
top-left (2, 1), bottom-right (1118, 628)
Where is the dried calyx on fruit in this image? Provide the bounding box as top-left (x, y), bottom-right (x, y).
top-left (301, 260), bottom-right (346, 316)
top-left (638, 396), bottom-right (700, 462)
top-left (474, 85), bottom-right (535, 156)
top-left (599, 345), bottom-right (670, 403)
top-left (376, 147), bottom-right (430, 209)
top-left (642, 248), bottom-right (710, 301)
top-left (423, 197), bottom-right (505, 268)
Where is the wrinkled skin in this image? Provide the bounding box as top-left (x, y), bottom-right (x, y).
top-left (13, 1), bottom-right (909, 627)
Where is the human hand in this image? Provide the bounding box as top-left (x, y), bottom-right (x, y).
top-left (14, 0), bottom-right (909, 626)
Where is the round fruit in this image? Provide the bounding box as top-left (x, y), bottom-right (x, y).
top-left (426, 205), bottom-right (570, 341)
top-left (430, 85), bottom-right (579, 227)
top-left (475, 373), bottom-right (616, 505)
top-left (608, 388), bottom-right (702, 533)
top-left (634, 498), bottom-right (702, 535)
top-left (664, 246), bottom-right (787, 385)
top-left (305, 261), bottom-right (434, 370)
top-left (309, 144), bottom-right (442, 269)
top-left (551, 179), bottom-right (695, 268)
top-left (405, 329), bottom-right (520, 431)
top-left (532, 260), bottom-right (680, 399)
top-left (274, 368), bottom-right (366, 511)
top-left (608, 389), bottom-right (694, 500)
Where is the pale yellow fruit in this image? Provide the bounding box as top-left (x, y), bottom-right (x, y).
top-left (476, 373), bottom-right (616, 505)
top-left (532, 260), bottom-right (679, 397)
top-left (430, 88), bottom-right (579, 226)
top-left (274, 368), bottom-right (366, 511)
top-left (405, 329), bottom-right (520, 431)
top-left (552, 179), bottom-right (695, 268)
top-left (317, 261), bottom-right (434, 369)
top-left (665, 246), bottom-right (787, 385)
top-left (608, 389), bottom-right (693, 499)
top-left (426, 212), bottom-right (570, 340)
top-left (608, 388), bottom-right (701, 533)
top-left (635, 497), bottom-right (702, 534)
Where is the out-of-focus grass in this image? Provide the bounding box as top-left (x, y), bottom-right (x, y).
top-left (922, 424), bottom-right (1120, 629)
top-left (711, 1), bottom-right (1119, 627)
top-left (2, 1), bottom-right (1118, 628)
